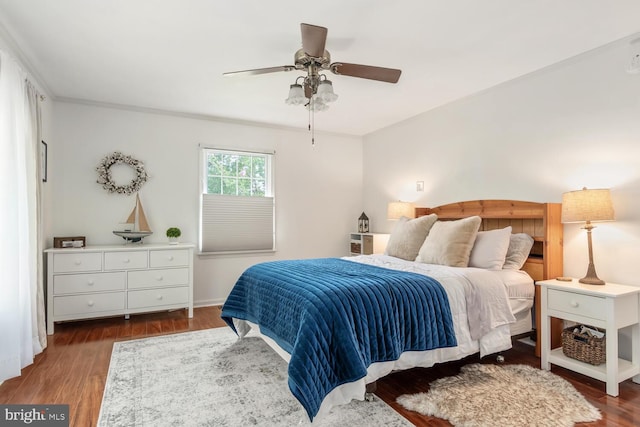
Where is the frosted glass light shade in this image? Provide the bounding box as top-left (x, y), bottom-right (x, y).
top-left (285, 84), bottom-right (306, 105)
top-left (307, 96), bottom-right (328, 112)
top-left (387, 201), bottom-right (415, 220)
top-left (317, 80), bottom-right (338, 103)
top-left (562, 188), bottom-right (615, 223)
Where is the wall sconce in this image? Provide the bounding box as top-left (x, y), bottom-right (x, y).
top-left (387, 201), bottom-right (415, 220)
top-left (561, 187), bottom-right (615, 285)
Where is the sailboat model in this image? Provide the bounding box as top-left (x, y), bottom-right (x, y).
top-left (113, 193), bottom-right (153, 243)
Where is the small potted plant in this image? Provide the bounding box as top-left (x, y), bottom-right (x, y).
top-left (166, 227), bottom-right (181, 245)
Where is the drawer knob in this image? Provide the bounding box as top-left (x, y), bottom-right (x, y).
top-left (123, 259), bottom-right (130, 263)
top-left (157, 295), bottom-right (163, 300)
top-left (156, 276), bottom-right (164, 281)
top-left (74, 260), bottom-right (82, 266)
top-left (88, 300), bottom-right (94, 307)
top-left (87, 280), bottom-right (95, 286)
top-left (168, 256), bottom-right (174, 261)
top-left (570, 301), bottom-right (579, 308)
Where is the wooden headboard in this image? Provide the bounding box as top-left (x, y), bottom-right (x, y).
top-left (415, 199), bottom-right (563, 281)
top-left (416, 199), bottom-right (564, 356)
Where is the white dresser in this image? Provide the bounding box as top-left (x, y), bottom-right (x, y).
top-left (46, 243), bottom-right (194, 335)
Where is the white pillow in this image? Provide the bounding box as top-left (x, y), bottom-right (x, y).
top-left (384, 214), bottom-right (438, 261)
top-left (503, 233), bottom-right (535, 270)
top-left (416, 216), bottom-right (482, 267)
top-left (468, 226), bottom-right (512, 270)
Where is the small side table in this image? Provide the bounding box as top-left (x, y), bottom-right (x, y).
top-left (537, 278), bottom-right (640, 396)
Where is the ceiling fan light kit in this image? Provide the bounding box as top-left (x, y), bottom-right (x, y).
top-left (225, 23), bottom-right (401, 111)
top-left (224, 23), bottom-right (401, 142)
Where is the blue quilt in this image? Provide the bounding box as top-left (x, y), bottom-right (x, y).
top-left (221, 258), bottom-right (456, 420)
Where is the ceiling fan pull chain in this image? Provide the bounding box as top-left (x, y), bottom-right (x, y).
top-left (309, 101), bottom-right (315, 146)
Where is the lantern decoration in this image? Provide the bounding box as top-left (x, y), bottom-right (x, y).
top-left (358, 212), bottom-right (369, 233)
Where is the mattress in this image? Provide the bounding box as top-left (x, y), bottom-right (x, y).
top-left (496, 269), bottom-right (535, 299)
top-left (493, 268), bottom-right (535, 319)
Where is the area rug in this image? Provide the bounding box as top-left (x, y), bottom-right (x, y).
top-left (397, 363), bottom-right (601, 427)
top-left (98, 327), bottom-right (412, 427)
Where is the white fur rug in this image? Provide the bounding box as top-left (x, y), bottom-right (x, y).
top-left (397, 363), bottom-right (601, 427)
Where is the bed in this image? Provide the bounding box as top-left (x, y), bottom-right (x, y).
top-left (221, 200), bottom-right (563, 421)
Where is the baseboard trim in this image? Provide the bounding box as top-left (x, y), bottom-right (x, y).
top-left (194, 299), bottom-right (224, 308)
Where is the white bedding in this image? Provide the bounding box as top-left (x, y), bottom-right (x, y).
top-left (235, 254), bottom-right (523, 421)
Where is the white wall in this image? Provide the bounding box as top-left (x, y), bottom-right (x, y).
top-left (364, 35), bottom-right (640, 287)
top-left (51, 102), bottom-right (363, 305)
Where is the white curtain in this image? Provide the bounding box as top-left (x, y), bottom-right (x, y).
top-left (0, 50), bottom-right (46, 382)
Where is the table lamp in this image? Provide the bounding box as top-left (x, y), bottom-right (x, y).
top-left (561, 188), bottom-right (614, 285)
top-left (387, 201), bottom-right (415, 220)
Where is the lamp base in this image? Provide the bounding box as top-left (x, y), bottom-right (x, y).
top-left (579, 276), bottom-right (605, 285)
top-left (579, 262), bottom-right (605, 285)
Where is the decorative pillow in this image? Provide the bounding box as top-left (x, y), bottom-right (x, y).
top-left (384, 214), bottom-right (438, 261)
top-left (503, 233), bottom-right (535, 270)
top-left (468, 226), bottom-right (512, 270)
top-left (416, 216), bottom-right (482, 267)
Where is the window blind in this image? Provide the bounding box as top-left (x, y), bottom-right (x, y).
top-left (201, 194), bottom-right (275, 253)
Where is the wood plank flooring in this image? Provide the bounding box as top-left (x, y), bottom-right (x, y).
top-left (1, 307), bottom-right (639, 426)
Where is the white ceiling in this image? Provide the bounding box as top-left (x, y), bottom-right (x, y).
top-left (1, 0), bottom-right (639, 136)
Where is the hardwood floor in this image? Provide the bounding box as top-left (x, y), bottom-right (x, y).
top-left (1, 307), bottom-right (639, 426)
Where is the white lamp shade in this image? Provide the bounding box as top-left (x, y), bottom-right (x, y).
top-left (561, 188), bottom-right (615, 223)
top-left (387, 201), bottom-right (415, 220)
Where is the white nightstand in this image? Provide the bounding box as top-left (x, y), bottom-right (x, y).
top-left (349, 233), bottom-right (389, 256)
top-left (537, 278), bottom-right (640, 396)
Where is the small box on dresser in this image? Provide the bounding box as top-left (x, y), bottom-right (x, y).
top-left (45, 243), bottom-right (194, 334)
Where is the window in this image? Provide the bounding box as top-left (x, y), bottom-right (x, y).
top-left (205, 150), bottom-right (270, 197)
top-left (200, 148), bottom-right (275, 254)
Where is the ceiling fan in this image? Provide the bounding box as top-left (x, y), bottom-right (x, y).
top-left (224, 23), bottom-right (402, 111)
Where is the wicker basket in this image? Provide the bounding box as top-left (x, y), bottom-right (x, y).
top-left (561, 325), bottom-right (606, 365)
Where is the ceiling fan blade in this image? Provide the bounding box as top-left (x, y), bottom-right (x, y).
top-left (331, 63), bottom-right (402, 83)
top-left (301, 23), bottom-right (327, 57)
top-left (223, 65), bottom-right (295, 77)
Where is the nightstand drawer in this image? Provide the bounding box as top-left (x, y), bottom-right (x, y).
top-left (548, 288), bottom-right (606, 321)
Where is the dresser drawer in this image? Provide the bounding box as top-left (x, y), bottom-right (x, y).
top-left (54, 292), bottom-right (125, 316)
top-left (127, 268), bottom-right (189, 289)
top-left (53, 272), bottom-right (126, 294)
top-left (128, 286), bottom-right (188, 309)
top-left (53, 252), bottom-right (102, 273)
top-left (149, 249), bottom-right (189, 268)
top-left (104, 251), bottom-right (148, 270)
top-left (548, 288), bottom-right (606, 321)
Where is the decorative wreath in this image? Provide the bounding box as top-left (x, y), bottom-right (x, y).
top-left (96, 151), bottom-right (148, 195)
